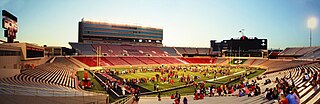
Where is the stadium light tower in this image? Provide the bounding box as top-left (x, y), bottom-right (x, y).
top-left (307, 17), bottom-right (318, 47)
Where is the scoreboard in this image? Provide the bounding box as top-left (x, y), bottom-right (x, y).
top-left (222, 36), bottom-right (267, 51)
top-left (2, 10), bottom-right (18, 43)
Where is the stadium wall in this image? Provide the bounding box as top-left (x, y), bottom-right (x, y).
top-left (0, 44), bottom-right (21, 78)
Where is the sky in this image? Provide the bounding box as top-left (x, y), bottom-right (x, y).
top-left (0, 0), bottom-right (320, 49)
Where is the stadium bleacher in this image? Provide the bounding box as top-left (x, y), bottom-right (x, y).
top-left (184, 48), bottom-right (197, 54)
top-left (0, 57), bottom-right (107, 101)
top-left (197, 48), bottom-right (211, 55)
top-left (106, 45), bottom-right (125, 56)
top-left (136, 57), bottom-right (159, 65)
top-left (92, 44), bottom-right (114, 56)
top-left (162, 57), bottom-right (184, 64)
top-left (279, 46), bottom-right (320, 56)
top-left (242, 58), bottom-right (255, 66)
top-left (180, 57), bottom-right (216, 64)
top-left (159, 47), bottom-right (180, 56)
top-left (70, 43), bottom-right (217, 57)
top-left (104, 57), bottom-right (130, 66)
top-left (69, 43), bottom-right (96, 55)
top-left (259, 62), bottom-right (320, 104)
top-left (175, 47), bottom-right (187, 55)
top-left (148, 57), bottom-right (172, 64)
top-left (299, 48), bottom-right (320, 59)
top-left (121, 57), bottom-right (146, 65)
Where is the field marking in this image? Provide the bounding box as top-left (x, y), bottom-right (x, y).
top-left (206, 70), bottom-right (246, 82)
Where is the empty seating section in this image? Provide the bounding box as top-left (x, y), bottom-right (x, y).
top-left (147, 47), bottom-right (165, 56)
top-left (197, 48), bottom-right (210, 54)
top-left (181, 57), bottom-right (216, 64)
top-left (92, 44), bottom-right (114, 56)
top-left (134, 46), bottom-right (155, 56)
top-left (126, 49), bottom-right (144, 56)
top-left (106, 45), bottom-right (125, 56)
top-left (300, 49), bottom-right (320, 59)
top-left (175, 47), bottom-right (186, 54)
top-left (54, 57), bottom-right (80, 69)
top-left (0, 74), bottom-right (69, 90)
top-left (215, 58), bottom-right (228, 64)
top-left (184, 48), bottom-right (197, 54)
top-left (279, 48), bottom-right (301, 55)
top-left (174, 47), bottom-right (211, 55)
top-left (280, 47), bottom-right (320, 56)
top-left (70, 43), bottom-right (219, 56)
top-left (242, 59), bottom-right (255, 66)
top-left (160, 47), bottom-right (180, 56)
top-left (148, 57), bottom-right (172, 64)
top-left (0, 57), bottom-right (79, 94)
top-left (260, 60), bottom-right (312, 73)
top-left (121, 46), bottom-right (144, 56)
top-left (294, 47), bottom-right (319, 55)
top-left (23, 64), bottom-right (75, 88)
top-left (136, 57), bottom-right (158, 65)
top-left (74, 57), bottom-right (112, 67)
top-left (250, 59), bottom-right (268, 66)
top-left (69, 43), bottom-right (96, 55)
top-left (121, 57), bottom-right (146, 65)
top-left (75, 56), bottom-right (188, 66)
top-left (104, 57), bottom-right (130, 66)
top-left (162, 57), bottom-right (184, 64)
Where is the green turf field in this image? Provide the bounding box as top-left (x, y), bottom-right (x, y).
top-left (77, 70), bottom-right (104, 91)
top-left (117, 66), bottom-right (247, 91)
top-left (77, 65), bottom-right (265, 97)
top-left (143, 68), bottom-right (265, 97)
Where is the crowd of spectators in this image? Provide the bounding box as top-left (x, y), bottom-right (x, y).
top-left (263, 77), bottom-right (300, 104)
top-left (192, 79), bottom-right (262, 100)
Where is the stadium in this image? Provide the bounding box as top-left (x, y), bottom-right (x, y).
top-left (1, 1), bottom-right (320, 104)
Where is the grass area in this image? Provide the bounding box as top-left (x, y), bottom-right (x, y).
top-left (118, 67), bottom-right (247, 91)
top-left (77, 64), bottom-right (266, 98)
top-left (246, 69), bottom-right (265, 79)
top-left (213, 70), bottom-right (247, 83)
top-left (145, 69), bottom-right (266, 97)
top-left (76, 70), bottom-right (104, 91)
top-left (227, 69), bottom-right (266, 85)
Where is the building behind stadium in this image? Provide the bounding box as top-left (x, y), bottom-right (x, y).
top-left (78, 18), bottom-right (163, 46)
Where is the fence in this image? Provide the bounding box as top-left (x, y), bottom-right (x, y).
top-left (111, 95), bottom-right (134, 104)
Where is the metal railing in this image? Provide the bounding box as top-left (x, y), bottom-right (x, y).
top-left (111, 95), bottom-right (134, 104)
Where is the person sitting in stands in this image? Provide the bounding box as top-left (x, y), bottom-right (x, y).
top-left (279, 94), bottom-right (289, 104)
top-left (312, 72), bottom-right (318, 86)
top-left (304, 73), bottom-right (310, 82)
top-left (292, 89), bottom-right (300, 104)
top-left (265, 88), bottom-right (272, 100)
top-left (286, 91), bottom-right (298, 104)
